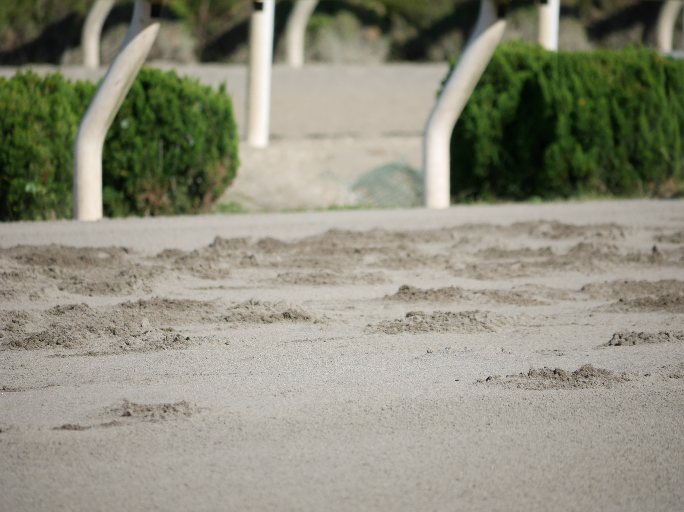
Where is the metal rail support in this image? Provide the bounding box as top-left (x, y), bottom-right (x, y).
top-left (83, 0), bottom-right (116, 69)
top-left (285, 0), bottom-right (318, 68)
top-left (538, 0), bottom-right (560, 51)
top-left (423, 0), bottom-right (508, 209)
top-left (247, 0), bottom-right (276, 148)
top-left (657, 0), bottom-right (683, 52)
top-left (73, 0), bottom-right (161, 221)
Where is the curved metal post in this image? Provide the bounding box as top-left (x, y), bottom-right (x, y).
top-left (423, 0), bottom-right (507, 209)
top-left (538, 0), bottom-right (560, 51)
top-left (285, 0), bottom-right (318, 68)
top-left (247, 0), bottom-right (276, 148)
top-left (74, 0), bottom-right (161, 221)
top-left (657, 0), bottom-right (682, 52)
top-left (83, 0), bottom-right (116, 69)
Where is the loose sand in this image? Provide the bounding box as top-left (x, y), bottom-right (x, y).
top-left (1, 199), bottom-right (683, 511)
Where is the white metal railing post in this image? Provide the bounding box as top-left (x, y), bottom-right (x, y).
top-left (247, 0), bottom-right (276, 148)
top-left (285, 0), bottom-right (318, 68)
top-left (423, 0), bottom-right (507, 209)
top-left (82, 0), bottom-right (116, 69)
top-left (657, 0), bottom-right (682, 52)
top-left (73, 0), bottom-right (161, 221)
top-left (538, 0), bottom-right (560, 51)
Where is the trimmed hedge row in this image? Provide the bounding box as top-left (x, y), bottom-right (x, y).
top-left (0, 68), bottom-right (239, 221)
top-left (450, 42), bottom-right (684, 201)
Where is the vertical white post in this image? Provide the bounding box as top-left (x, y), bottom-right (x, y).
top-left (83, 0), bottom-right (116, 69)
top-left (285, 0), bottom-right (318, 68)
top-left (423, 0), bottom-right (507, 209)
top-left (247, 0), bottom-right (275, 148)
top-left (538, 0), bottom-right (560, 51)
top-left (657, 0), bottom-right (683, 52)
top-left (73, 0), bottom-right (161, 221)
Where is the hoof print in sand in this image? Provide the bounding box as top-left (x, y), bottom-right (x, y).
top-left (54, 400), bottom-right (199, 431)
top-left (481, 364), bottom-right (630, 390)
top-left (659, 362), bottom-right (684, 379)
top-left (107, 400), bottom-right (197, 423)
top-left (373, 310), bottom-right (506, 334)
top-left (53, 424), bottom-right (91, 431)
top-left (608, 331), bottom-right (684, 346)
top-left (654, 231), bottom-right (684, 244)
top-left (223, 299), bottom-right (317, 324)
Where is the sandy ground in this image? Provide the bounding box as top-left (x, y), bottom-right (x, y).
top-left (1, 199), bottom-right (683, 511)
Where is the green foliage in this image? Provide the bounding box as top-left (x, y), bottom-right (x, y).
top-left (0, 0), bottom-right (88, 52)
top-left (450, 42), bottom-right (684, 201)
top-left (99, 68), bottom-right (239, 217)
top-left (0, 72), bottom-right (80, 220)
top-left (0, 68), bottom-right (239, 221)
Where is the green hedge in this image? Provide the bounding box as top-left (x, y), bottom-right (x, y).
top-left (450, 42), bottom-right (684, 201)
top-left (0, 68), bottom-right (239, 221)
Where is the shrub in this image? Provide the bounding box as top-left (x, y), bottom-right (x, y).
top-left (0, 68), bottom-right (239, 220)
top-left (0, 72), bottom-right (81, 220)
top-left (450, 42), bottom-right (684, 201)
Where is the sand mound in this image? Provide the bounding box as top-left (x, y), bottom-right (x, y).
top-left (1, 298), bottom-right (219, 352)
top-left (477, 247), bottom-right (556, 260)
top-left (120, 298), bottom-right (217, 322)
top-left (0, 251), bottom-right (160, 298)
top-left (608, 331), bottom-right (684, 346)
top-left (581, 280), bottom-right (684, 300)
top-left (223, 299), bottom-right (315, 324)
top-left (455, 221), bottom-right (627, 241)
top-left (385, 284), bottom-right (543, 306)
top-left (654, 231), bottom-right (684, 244)
top-left (107, 400), bottom-right (197, 422)
top-left (609, 293), bottom-right (684, 313)
top-left (482, 364), bottom-right (630, 390)
top-left (54, 424), bottom-right (91, 431)
top-left (276, 271), bottom-right (388, 286)
top-left (155, 245), bottom-right (232, 279)
top-left (2, 220), bottom-right (663, 303)
top-left (456, 242), bottom-right (624, 280)
top-left (372, 310), bottom-right (506, 334)
top-left (459, 240), bottom-right (677, 280)
top-left (1, 245), bottom-right (130, 269)
top-left (189, 229), bottom-right (458, 272)
top-left (523, 221), bottom-right (626, 240)
top-left (56, 267), bottom-right (161, 296)
top-left (386, 285), bottom-right (468, 302)
top-left (8, 326), bottom-right (88, 350)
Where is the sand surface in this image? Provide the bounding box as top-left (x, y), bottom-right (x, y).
top-left (1, 199), bottom-right (683, 511)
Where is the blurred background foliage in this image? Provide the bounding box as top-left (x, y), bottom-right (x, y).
top-left (0, 69), bottom-right (239, 220)
top-left (450, 42), bottom-right (684, 202)
top-left (0, 0), bottom-right (678, 65)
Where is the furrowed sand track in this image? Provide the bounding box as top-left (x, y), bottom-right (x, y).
top-left (1, 199), bottom-right (684, 511)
